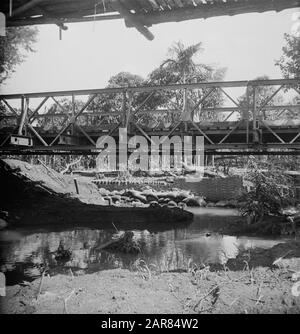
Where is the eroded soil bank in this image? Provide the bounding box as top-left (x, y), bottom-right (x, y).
top-left (0, 159), bottom-right (192, 227)
top-left (1, 241), bottom-right (300, 314)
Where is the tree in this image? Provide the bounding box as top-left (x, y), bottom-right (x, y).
top-left (0, 27), bottom-right (38, 84)
top-left (146, 41), bottom-right (226, 122)
top-left (276, 33), bottom-right (300, 80)
top-left (238, 75), bottom-right (284, 120)
top-left (90, 72), bottom-right (146, 114)
top-left (276, 33), bottom-right (300, 104)
top-left (240, 158), bottom-right (295, 224)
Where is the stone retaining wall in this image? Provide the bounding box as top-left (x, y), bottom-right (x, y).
top-left (94, 175), bottom-right (244, 202)
top-left (173, 176), bottom-right (244, 201)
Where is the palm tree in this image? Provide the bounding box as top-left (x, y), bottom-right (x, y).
top-left (162, 41), bottom-right (204, 84)
top-left (147, 41), bottom-right (226, 122)
top-left (160, 42), bottom-right (203, 117)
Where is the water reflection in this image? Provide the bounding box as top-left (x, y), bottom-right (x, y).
top-left (0, 224), bottom-right (285, 286)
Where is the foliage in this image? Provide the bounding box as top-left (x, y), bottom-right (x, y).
top-left (59, 42), bottom-right (227, 131)
top-left (216, 155), bottom-right (300, 176)
top-left (146, 41), bottom-right (226, 121)
top-left (0, 27), bottom-right (38, 83)
top-left (238, 75), bottom-right (284, 120)
top-left (275, 33), bottom-right (300, 103)
top-left (10, 155), bottom-right (97, 173)
top-left (240, 158), bottom-right (295, 223)
top-left (276, 33), bottom-right (300, 80)
top-left (90, 72), bottom-right (146, 114)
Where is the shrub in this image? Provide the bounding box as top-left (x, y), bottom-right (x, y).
top-left (240, 159), bottom-right (295, 223)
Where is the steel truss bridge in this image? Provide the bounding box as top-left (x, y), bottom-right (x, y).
top-left (0, 78), bottom-right (299, 156)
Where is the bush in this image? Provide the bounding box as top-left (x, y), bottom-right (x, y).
top-left (240, 159), bottom-right (295, 224)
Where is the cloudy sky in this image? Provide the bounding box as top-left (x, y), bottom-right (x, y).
top-left (0, 7), bottom-right (298, 95)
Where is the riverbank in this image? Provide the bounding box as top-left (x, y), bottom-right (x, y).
top-left (0, 159), bottom-right (193, 227)
top-left (1, 158), bottom-right (299, 237)
top-left (1, 241), bottom-right (300, 314)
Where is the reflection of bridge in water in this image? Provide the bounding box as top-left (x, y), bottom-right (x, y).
top-left (0, 78), bottom-right (299, 155)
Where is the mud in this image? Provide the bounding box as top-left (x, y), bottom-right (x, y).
top-left (1, 241), bottom-right (300, 314)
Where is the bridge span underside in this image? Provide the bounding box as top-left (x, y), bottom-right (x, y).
top-left (0, 79), bottom-right (299, 156)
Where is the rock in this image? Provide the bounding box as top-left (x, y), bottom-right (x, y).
top-left (146, 194), bottom-right (159, 202)
top-left (133, 194), bottom-right (147, 204)
top-left (166, 192), bottom-right (177, 199)
top-left (183, 197), bottom-right (199, 207)
top-left (149, 201), bottom-right (160, 207)
top-left (197, 197), bottom-right (207, 207)
top-left (175, 191), bottom-right (190, 202)
top-left (183, 197), bottom-right (206, 207)
top-left (104, 196), bottom-right (113, 205)
top-left (142, 189), bottom-right (156, 196)
top-left (178, 202), bottom-right (187, 210)
top-left (126, 190), bottom-right (147, 203)
top-left (111, 195), bottom-right (121, 202)
top-left (215, 200), bottom-right (228, 207)
top-left (167, 201), bottom-right (177, 208)
top-left (206, 202), bottom-right (215, 207)
top-left (132, 201), bottom-right (146, 207)
top-left (98, 188), bottom-right (110, 196)
top-left (0, 218), bottom-right (8, 230)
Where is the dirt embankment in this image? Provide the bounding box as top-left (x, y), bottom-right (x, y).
top-left (1, 241), bottom-right (300, 314)
top-left (0, 159), bottom-right (193, 227)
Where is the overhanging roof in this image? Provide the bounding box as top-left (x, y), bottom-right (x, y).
top-left (1, 0), bottom-right (300, 40)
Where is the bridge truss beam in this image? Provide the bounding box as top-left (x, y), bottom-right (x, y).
top-left (0, 78), bottom-right (299, 156)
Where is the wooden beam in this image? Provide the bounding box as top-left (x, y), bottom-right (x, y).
top-left (34, 5), bottom-right (68, 30)
top-left (5, 0), bottom-right (299, 30)
top-left (7, 14), bottom-right (122, 27)
top-left (111, 0), bottom-right (154, 40)
top-left (128, 0), bottom-right (300, 26)
top-left (10, 0), bottom-right (43, 17)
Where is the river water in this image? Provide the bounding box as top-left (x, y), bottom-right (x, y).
top-left (0, 208), bottom-right (290, 285)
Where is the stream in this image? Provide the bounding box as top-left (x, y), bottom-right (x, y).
top-left (0, 208), bottom-right (292, 286)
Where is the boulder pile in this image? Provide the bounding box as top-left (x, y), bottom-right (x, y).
top-left (98, 187), bottom-right (207, 209)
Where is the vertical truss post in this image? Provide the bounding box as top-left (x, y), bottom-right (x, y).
top-left (122, 91), bottom-right (127, 128)
top-left (252, 86), bottom-right (260, 144)
top-left (246, 85), bottom-right (250, 144)
top-left (18, 96), bottom-right (29, 136)
top-left (184, 88), bottom-right (188, 132)
top-left (126, 92), bottom-right (132, 133)
top-left (253, 86), bottom-right (257, 130)
top-left (71, 94), bottom-right (75, 135)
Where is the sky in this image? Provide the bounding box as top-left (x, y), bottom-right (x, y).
top-left (0, 7), bottom-right (299, 95)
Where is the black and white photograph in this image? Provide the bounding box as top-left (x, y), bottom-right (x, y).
top-left (0, 0), bottom-right (300, 317)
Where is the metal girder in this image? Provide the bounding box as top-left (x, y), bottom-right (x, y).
top-left (1, 79), bottom-right (299, 100)
top-left (49, 94), bottom-right (98, 146)
top-left (0, 78), bottom-right (299, 155)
